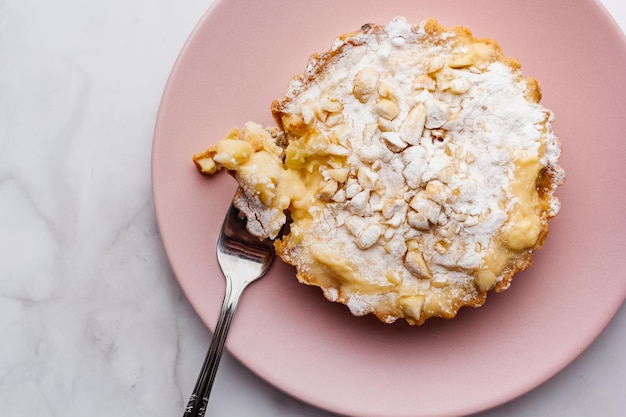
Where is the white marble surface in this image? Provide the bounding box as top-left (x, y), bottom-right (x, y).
top-left (0, 0), bottom-right (624, 416)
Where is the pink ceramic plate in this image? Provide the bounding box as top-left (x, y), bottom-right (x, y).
top-left (152, 1), bottom-right (626, 416)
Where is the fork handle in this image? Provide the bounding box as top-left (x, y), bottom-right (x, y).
top-left (183, 276), bottom-right (248, 417)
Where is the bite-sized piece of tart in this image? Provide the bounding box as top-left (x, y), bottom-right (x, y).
top-left (193, 17), bottom-right (564, 325)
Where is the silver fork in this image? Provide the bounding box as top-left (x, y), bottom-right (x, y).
top-left (183, 200), bottom-right (276, 417)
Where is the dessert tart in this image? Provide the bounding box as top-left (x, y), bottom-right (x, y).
top-left (193, 17), bottom-right (564, 325)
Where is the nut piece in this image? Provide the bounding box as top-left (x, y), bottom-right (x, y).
top-left (345, 177), bottom-right (363, 199)
top-left (355, 224), bottom-right (383, 249)
top-left (425, 180), bottom-right (447, 204)
top-left (402, 160), bottom-right (426, 189)
top-left (353, 67), bottom-right (380, 103)
top-left (449, 77), bottom-right (471, 94)
top-left (407, 210), bottom-right (430, 230)
top-left (344, 215), bottom-right (366, 236)
top-left (435, 240), bottom-right (450, 254)
top-left (325, 113), bottom-right (344, 127)
top-left (381, 132), bottom-right (408, 152)
top-left (194, 156), bottom-right (217, 174)
top-left (377, 117), bottom-right (394, 132)
top-left (384, 236), bottom-right (408, 255)
top-left (448, 43), bottom-right (497, 69)
top-left (320, 97), bottom-right (344, 113)
top-left (332, 188), bottom-right (346, 203)
top-left (317, 180), bottom-right (338, 201)
top-left (357, 166), bottom-right (379, 190)
top-left (381, 199), bottom-right (408, 228)
top-left (381, 198), bottom-right (408, 219)
top-left (377, 81), bottom-right (398, 102)
top-left (400, 295), bottom-right (425, 322)
top-left (347, 189), bottom-right (371, 216)
top-left (428, 56), bottom-right (445, 73)
top-left (413, 74), bottom-right (436, 91)
top-left (300, 103), bottom-right (316, 124)
top-left (409, 191), bottom-right (441, 224)
top-left (405, 249), bottom-right (433, 279)
top-left (400, 103), bottom-right (426, 145)
top-left (281, 113), bottom-right (307, 135)
top-left (326, 143), bottom-right (350, 156)
top-left (373, 99), bottom-right (401, 120)
top-left (475, 269), bottom-right (497, 291)
top-left (326, 168), bottom-right (349, 183)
